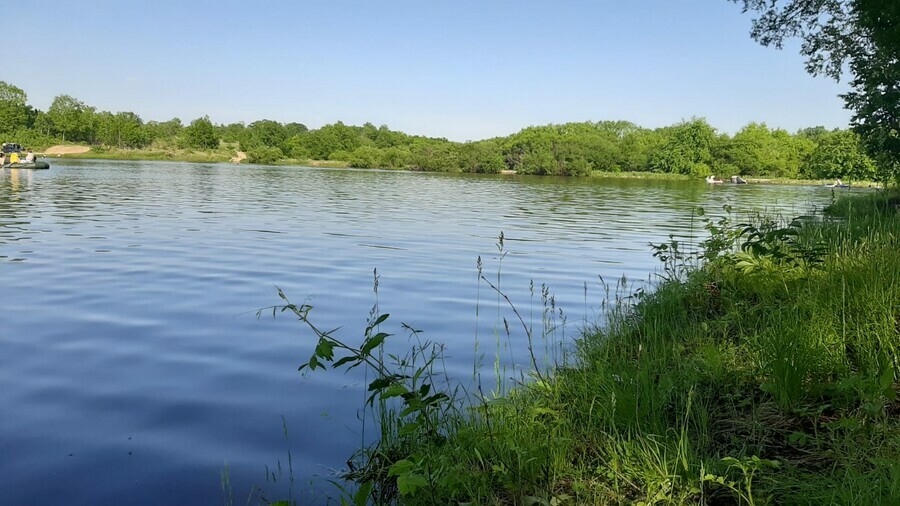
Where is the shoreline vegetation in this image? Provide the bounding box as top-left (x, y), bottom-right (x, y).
top-left (39, 146), bottom-right (883, 187)
top-left (276, 192), bottom-right (900, 504)
top-left (2, 79), bottom-right (887, 184)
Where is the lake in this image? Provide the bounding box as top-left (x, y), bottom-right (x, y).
top-left (0, 160), bottom-right (839, 504)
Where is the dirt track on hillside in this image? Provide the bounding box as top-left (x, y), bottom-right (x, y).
top-left (43, 145), bottom-right (91, 155)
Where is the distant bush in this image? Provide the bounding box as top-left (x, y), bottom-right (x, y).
top-left (348, 146), bottom-right (382, 168)
top-left (246, 146), bottom-right (284, 164)
top-left (182, 117), bottom-right (219, 150)
top-left (329, 150), bottom-right (352, 162)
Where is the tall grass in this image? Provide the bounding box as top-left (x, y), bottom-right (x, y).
top-left (266, 191), bottom-right (900, 505)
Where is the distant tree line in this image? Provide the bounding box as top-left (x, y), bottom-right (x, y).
top-left (0, 80), bottom-right (881, 181)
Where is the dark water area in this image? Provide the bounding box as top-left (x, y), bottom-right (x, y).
top-left (0, 160), bottom-right (841, 504)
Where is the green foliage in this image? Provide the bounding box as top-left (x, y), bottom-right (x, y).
top-left (262, 193), bottom-right (900, 504)
top-left (717, 123), bottom-right (813, 178)
top-left (46, 94), bottom-right (90, 142)
top-left (246, 146), bottom-right (284, 164)
top-left (804, 129), bottom-right (876, 181)
top-left (348, 145), bottom-right (383, 168)
top-left (267, 273), bottom-right (456, 504)
top-left (458, 141), bottom-right (506, 173)
top-left (732, 0), bottom-right (900, 181)
top-left (7, 127), bottom-right (58, 150)
top-left (182, 116), bottom-right (220, 149)
top-left (0, 80), bottom-right (887, 180)
top-left (0, 81), bottom-right (30, 134)
top-left (410, 141), bottom-right (458, 171)
top-left (328, 149), bottom-right (352, 162)
top-left (240, 119), bottom-right (288, 151)
top-left (95, 111), bottom-right (149, 149)
top-left (144, 118), bottom-right (183, 142)
top-left (378, 146), bottom-right (412, 169)
top-left (649, 118), bottom-right (717, 175)
top-left (216, 122), bottom-right (245, 143)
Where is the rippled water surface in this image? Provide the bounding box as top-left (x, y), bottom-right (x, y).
top-left (0, 160), bottom-right (838, 504)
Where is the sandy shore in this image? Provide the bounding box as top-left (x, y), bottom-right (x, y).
top-left (230, 151), bottom-right (247, 164)
top-left (43, 145), bottom-right (91, 155)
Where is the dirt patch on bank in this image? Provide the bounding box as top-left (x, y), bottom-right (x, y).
top-left (231, 151), bottom-right (247, 164)
top-left (43, 145), bottom-right (91, 155)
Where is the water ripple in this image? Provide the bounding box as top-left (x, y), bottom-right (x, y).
top-left (0, 159), bottom-right (837, 504)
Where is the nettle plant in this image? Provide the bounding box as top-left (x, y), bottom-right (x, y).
top-left (650, 206), bottom-right (827, 280)
top-left (266, 232), bottom-right (553, 504)
top-left (731, 216), bottom-right (827, 275)
top-left (268, 275), bottom-right (455, 503)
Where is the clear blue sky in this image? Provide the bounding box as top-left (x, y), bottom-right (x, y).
top-left (9, 0), bottom-right (851, 141)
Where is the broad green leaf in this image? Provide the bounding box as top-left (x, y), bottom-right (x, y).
top-left (361, 332), bottom-right (390, 355)
top-left (396, 473), bottom-right (428, 495)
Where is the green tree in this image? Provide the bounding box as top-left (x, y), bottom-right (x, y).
top-left (618, 128), bottom-right (662, 171)
top-left (717, 123), bottom-right (812, 178)
top-left (649, 119), bottom-right (717, 175)
top-left (145, 118), bottom-right (183, 142)
top-left (797, 126), bottom-right (831, 144)
top-left (96, 111), bottom-right (148, 148)
top-left (47, 94), bottom-right (89, 142)
top-left (284, 122), bottom-right (308, 138)
top-left (32, 110), bottom-right (52, 136)
top-left (731, 0), bottom-right (900, 181)
top-left (804, 130), bottom-right (875, 181)
top-left (183, 116), bottom-right (219, 149)
top-left (458, 141), bottom-right (506, 173)
top-left (845, 0), bottom-right (900, 179)
top-left (379, 146), bottom-right (412, 168)
top-left (217, 122), bottom-right (245, 143)
top-left (282, 134), bottom-right (312, 159)
top-left (246, 146), bottom-right (284, 164)
top-left (410, 140), bottom-right (458, 172)
top-left (241, 120), bottom-right (287, 151)
top-left (301, 122), bottom-right (364, 159)
top-left (0, 81), bottom-right (29, 134)
top-left (348, 145), bottom-right (383, 168)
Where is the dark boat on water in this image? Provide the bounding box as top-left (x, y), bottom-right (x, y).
top-left (4, 161), bottom-right (51, 170)
top-left (2, 142), bottom-right (51, 170)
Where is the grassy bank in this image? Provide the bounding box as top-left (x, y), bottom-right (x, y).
top-left (281, 192), bottom-right (900, 505)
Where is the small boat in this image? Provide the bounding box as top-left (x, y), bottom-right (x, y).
top-left (825, 183), bottom-right (850, 188)
top-left (2, 142), bottom-right (49, 170)
top-left (4, 161), bottom-right (50, 170)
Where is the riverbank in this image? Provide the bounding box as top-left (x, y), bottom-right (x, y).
top-left (39, 147), bottom-right (880, 187)
top-left (305, 192), bottom-right (900, 504)
top-left (53, 146), bottom-right (234, 164)
top-left (39, 144), bottom-right (353, 168)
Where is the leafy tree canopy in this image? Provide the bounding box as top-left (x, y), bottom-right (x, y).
top-left (0, 81), bottom-right (30, 134)
top-left (731, 0), bottom-right (900, 180)
top-left (183, 116), bottom-right (219, 149)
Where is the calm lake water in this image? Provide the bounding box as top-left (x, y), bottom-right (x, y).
top-left (0, 160), bottom-right (839, 504)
